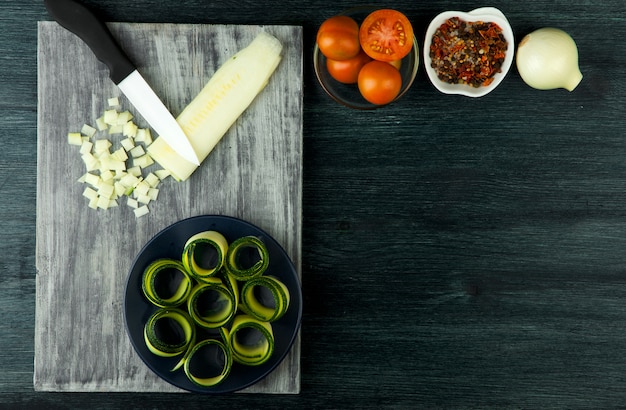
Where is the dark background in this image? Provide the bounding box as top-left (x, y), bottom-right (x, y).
top-left (3, 0), bottom-right (626, 408)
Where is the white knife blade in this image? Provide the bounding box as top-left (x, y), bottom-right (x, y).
top-left (118, 71), bottom-right (199, 165)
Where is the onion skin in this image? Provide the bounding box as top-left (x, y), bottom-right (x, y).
top-left (516, 28), bottom-right (582, 91)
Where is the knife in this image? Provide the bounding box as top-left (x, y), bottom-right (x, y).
top-left (44, 0), bottom-right (200, 166)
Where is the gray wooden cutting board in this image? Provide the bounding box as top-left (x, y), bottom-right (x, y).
top-left (35, 21), bottom-right (302, 393)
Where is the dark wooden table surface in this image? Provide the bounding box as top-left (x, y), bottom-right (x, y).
top-left (3, 0), bottom-right (626, 408)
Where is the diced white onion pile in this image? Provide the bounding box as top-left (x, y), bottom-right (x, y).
top-left (67, 97), bottom-right (171, 218)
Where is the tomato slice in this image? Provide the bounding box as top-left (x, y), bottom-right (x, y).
top-left (359, 9), bottom-right (414, 62)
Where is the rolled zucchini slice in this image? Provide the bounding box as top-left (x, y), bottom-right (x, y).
top-left (143, 308), bottom-right (196, 371)
top-left (187, 282), bottom-right (237, 329)
top-left (224, 236), bottom-right (269, 281)
top-left (142, 259), bottom-right (193, 308)
top-left (227, 314), bottom-right (274, 366)
top-left (240, 276), bottom-right (290, 322)
top-left (184, 339), bottom-right (232, 388)
top-left (222, 270), bottom-right (240, 308)
top-left (182, 231), bottom-right (229, 282)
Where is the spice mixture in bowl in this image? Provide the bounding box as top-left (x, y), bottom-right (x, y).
top-left (423, 7), bottom-right (514, 97)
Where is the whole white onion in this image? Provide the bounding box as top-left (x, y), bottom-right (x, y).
top-left (516, 27), bottom-right (583, 91)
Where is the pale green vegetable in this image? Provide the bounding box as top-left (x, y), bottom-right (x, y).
top-left (182, 231), bottom-right (229, 282)
top-left (184, 339), bottom-right (232, 387)
top-left (226, 315), bottom-right (274, 366)
top-left (147, 31), bottom-right (283, 181)
top-left (187, 282), bottom-right (237, 328)
top-left (142, 259), bottom-right (193, 307)
top-left (240, 275), bottom-right (290, 322)
top-left (143, 308), bottom-right (196, 371)
top-left (224, 236), bottom-right (270, 281)
top-left (68, 99), bottom-right (172, 217)
top-left (140, 229), bottom-right (291, 386)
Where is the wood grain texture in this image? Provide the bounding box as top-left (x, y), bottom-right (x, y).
top-left (35, 22), bottom-right (302, 393)
top-left (3, 0), bottom-right (626, 408)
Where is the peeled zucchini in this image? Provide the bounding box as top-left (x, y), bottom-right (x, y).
top-left (147, 31), bottom-right (283, 181)
top-left (227, 314), bottom-right (274, 366)
top-left (184, 339), bottom-right (232, 388)
top-left (187, 282), bottom-right (237, 329)
top-left (142, 259), bottom-right (192, 308)
top-left (182, 231), bottom-right (229, 283)
top-left (240, 275), bottom-right (290, 322)
top-left (143, 308), bottom-right (196, 371)
top-left (224, 236), bottom-right (270, 281)
top-left (139, 228), bottom-right (291, 385)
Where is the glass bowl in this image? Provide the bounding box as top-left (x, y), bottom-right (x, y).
top-left (313, 7), bottom-right (419, 110)
top-left (423, 7), bottom-right (514, 97)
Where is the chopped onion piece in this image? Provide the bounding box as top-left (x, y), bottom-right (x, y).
top-left (134, 181), bottom-right (150, 196)
top-left (80, 141), bottom-right (93, 155)
top-left (134, 205), bottom-right (150, 218)
top-left (83, 173), bottom-right (99, 187)
top-left (116, 111), bottom-right (133, 125)
top-left (96, 116), bottom-right (108, 131)
top-left (123, 121), bottom-right (138, 138)
top-left (155, 169), bottom-right (171, 180)
top-left (120, 137), bottom-right (135, 151)
top-left (81, 124), bottom-right (97, 138)
top-left (130, 145), bottom-right (145, 158)
top-left (112, 148), bottom-right (128, 162)
top-left (133, 154), bottom-right (154, 168)
top-left (119, 173), bottom-right (141, 188)
top-left (97, 195), bottom-right (112, 209)
top-left (100, 157), bottom-right (126, 172)
top-left (69, 96), bottom-right (174, 217)
top-left (97, 184), bottom-right (115, 199)
top-left (145, 173), bottom-right (160, 187)
top-left (148, 188), bottom-right (159, 201)
top-left (114, 181), bottom-right (127, 197)
top-left (82, 187), bottom-right (98, 201)
top-left (94, 139), bottom-right (112, 153)
top-left (108, 124), bottom-right (124, 135)
top-left (127, 166), bottom-right (142, 177)
top-left (137, 194), bottom-right (151, 204)
top-left (100, 170), bottom-right (114, 182)
top-left (103, 109), bottom-right (118, 124)
top-left (68, 132), bottom-right (83, 146)
top-left (81, 153), bottom-right (99, 171)
top-left (135, 128), bottom-right (152, 144)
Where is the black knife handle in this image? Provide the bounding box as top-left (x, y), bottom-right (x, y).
top-left (44, 0), bottom-right (136, 84)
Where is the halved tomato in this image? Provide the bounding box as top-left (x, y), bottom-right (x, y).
top-left (359, 9), bottom-right (414, 62)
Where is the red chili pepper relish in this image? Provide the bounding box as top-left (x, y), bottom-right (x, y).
top-left (429, 17), bottom-right (508, 88)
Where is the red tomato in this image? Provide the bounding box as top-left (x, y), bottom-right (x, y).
top-left (326, 50), bottom-right (372, 84)
top-left (388, 59), bottom-right (402, 70)
top-left (316, 15), bottom-right (361, 61)
top-left (357, 60), bottom-right (402, 105)
top-left (359, 9), bottom-right (414, 62)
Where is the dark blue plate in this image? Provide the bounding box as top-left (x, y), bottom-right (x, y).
top-left (123, 215), bottom-right (302, 393)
